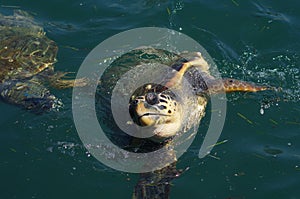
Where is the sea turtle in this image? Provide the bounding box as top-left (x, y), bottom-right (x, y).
top-left (0, 10), bottom-right (86, 111)
top-left (96, 47), bottom-right (269, 199)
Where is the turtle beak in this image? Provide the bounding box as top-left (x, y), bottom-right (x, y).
top-left (129, 100), bottom-right (167, 126)
top-left (134, 102), bottom-right (157, 126)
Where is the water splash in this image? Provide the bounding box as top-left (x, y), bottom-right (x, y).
top-left (218, 47), bottom-right (299, 108)
top-left (168, 0), bottom-right (184, 30)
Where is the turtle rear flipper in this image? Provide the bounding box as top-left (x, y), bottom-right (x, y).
top-left (133, 163), bottom-right (184, 199)
top-left (0, 79), bottom-right (61, 112)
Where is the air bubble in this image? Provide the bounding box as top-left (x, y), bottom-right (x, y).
top-left (260, 108), bottom-right (264, 115)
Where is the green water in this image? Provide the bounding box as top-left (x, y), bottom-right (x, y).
top-left (0, 0), bottom-right (299, 198)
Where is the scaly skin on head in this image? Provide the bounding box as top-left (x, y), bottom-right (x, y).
top-left (129, 86), bottom-right (182, 142)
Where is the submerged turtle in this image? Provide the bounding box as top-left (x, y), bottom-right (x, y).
top-left (0, 10), bottom-right (86, 111)
top-left (97, 47), bottom-right (269, 199)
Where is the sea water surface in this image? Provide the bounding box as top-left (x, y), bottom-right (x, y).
top-left (0, 0), bottom-right (299, 199)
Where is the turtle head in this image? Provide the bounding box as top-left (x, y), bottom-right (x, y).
top-left (129, 84), bottom-right (182, 142)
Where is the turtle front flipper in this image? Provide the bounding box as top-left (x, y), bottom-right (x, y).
top-left (166, 52), bottom-right (272, 94)
top-left (202, 78), bottom-right (271, 94)
top-left (222, 78), bottom-right (270, 93)
top-left (46, 72), bottom-right (88, 89)
top-left (49, 77), bottom-right (88, 89)
top-left (0, 79), bottom-right (61, 112)
top-left (165, 52), bottom-right (209, 88)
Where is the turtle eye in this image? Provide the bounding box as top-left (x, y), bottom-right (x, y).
top-left (146, 92), bottom-right (158, 105)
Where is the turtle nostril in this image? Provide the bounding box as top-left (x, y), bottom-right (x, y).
top-left (146, 92), bottom-right (158, 105)
top-left (131, 100), bottom-right (139, 105)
